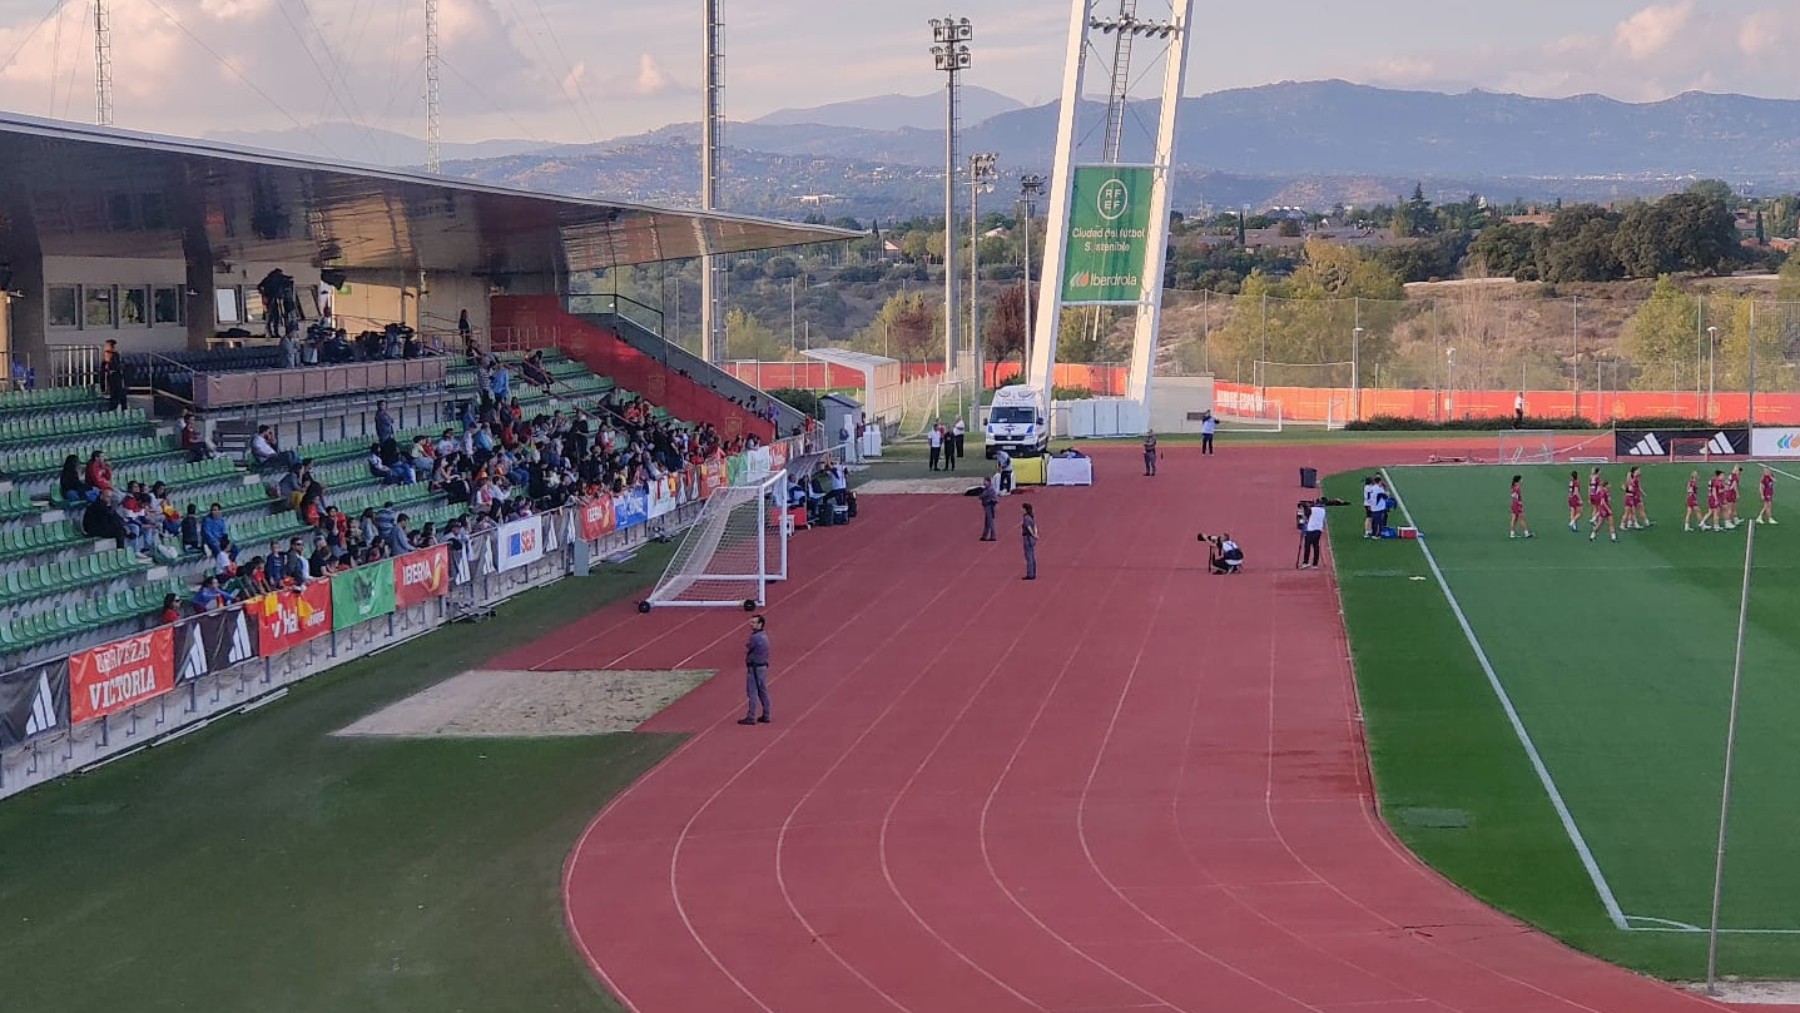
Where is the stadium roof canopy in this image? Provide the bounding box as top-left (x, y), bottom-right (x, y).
top-left (0, 112), bottom-right (857, 281)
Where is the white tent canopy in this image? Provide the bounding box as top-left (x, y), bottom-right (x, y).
top-left (801, 348), bottom-right (902, 423)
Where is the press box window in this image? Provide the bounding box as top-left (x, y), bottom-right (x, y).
top-left (47, 285), bottom-right (79, 327)
top-left (121, 287), bottom-right (148, 326)
top-left (84, 286), bottom-right (116, 328)
top-left (153, 286), bottom-right (182, 325)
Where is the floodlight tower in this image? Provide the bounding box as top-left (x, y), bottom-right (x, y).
top-left (93, 0), bottom-right (113, 126)
top-left (1029, 1), bottom-right (1194, 428)
top-left (700, 0), bottom-right (727, 363)
top-left (930, 15), bottom-right (973, 372)
top-left (969, 151), bottom-right (998, 406)
top-left (425, 0), bottom-right (442, 172)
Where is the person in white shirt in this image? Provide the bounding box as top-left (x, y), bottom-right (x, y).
top-left (1201, 412), bottom-right (1217, 455)
top-left (1301, 499), bottom-right (1327, 569)
top-left (1514, 392), bottom-right (1527, 428)
top-left (928, 423), bottom-right (944, 472)
top-left (251, 425), bottom-right (299, 469)
top-left (1362, 476), bottom-right (1382, 538)
top-left (995, 449), bottom-right (1014, 494)
top-left (951, 418), bottom-right (966, 460)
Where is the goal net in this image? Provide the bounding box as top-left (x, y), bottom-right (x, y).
top-left (1498, 430), bottom-right (1556, 464)
top-left (1671, 436), bottom-right (1729, 462)
top-left (1210, 393), bottom-right (1283, 433)
top-left (641, 470), bottom-right (789, 611)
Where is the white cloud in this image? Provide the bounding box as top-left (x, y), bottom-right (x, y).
top-left (592, 53), bottom-right (689, 100)
top-left (1360, 3), bottom-right (1800, 103)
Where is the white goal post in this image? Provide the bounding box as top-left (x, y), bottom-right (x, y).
top-left (640, 470), bottom-right (790, 611)
top-left (1498, 429), bottom-right (1557, 464)
top-left (1670, 437), bottom-right (1725, 462)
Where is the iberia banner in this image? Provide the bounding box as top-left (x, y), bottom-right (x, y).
top-left (699, 459), bottom-right (727, 498)
top-left (393, 545), bottom-right (451, 608)
top-left (69, 627), bottom-right (176, 725)
top-left (577, 496), bottom-right (617, 541)
top-left (1062, 165), bottom-right (1155, 304)
top-left (332, 558), bottom-right (397, 631)
top-left (253, 581), bottom-right (333, 654)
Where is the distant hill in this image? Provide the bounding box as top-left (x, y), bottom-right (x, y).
top-left (753, 86), bottom-right (1024, 131)
top-left (204, 123), bottom-right (554, 167)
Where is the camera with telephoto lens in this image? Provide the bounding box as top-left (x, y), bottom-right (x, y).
top-left (1196, 532), bottom-right (1222, 546)
top-left (1296, 496), bottom-right (1351, 529)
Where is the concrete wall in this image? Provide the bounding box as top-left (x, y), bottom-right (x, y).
top-left (1147, 376), bottom-right (1216, 434)
top-left (41, 255), bottom-right (191, 353)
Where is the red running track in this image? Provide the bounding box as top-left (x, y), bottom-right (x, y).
top-left (500, 440), bottom-right (1730, 1013)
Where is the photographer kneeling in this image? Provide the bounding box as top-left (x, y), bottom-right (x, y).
top-left (1200, 532), bottom-right (1244, 575)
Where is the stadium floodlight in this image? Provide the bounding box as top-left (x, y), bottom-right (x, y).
top-left (930, 15), bottom-right (974, 373)
top-left (640, 470), bottom-right (790, 611)
top-left (1017, 173), bottom-right (1046, 377)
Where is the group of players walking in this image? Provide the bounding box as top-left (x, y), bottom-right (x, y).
top-left (1510, 464), bottom-right (1779, 542)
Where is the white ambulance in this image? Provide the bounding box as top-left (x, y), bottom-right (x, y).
top-left (984, 384), bottom-right (1050, 459)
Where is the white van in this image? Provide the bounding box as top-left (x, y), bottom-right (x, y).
top-left (984, 384), bottom-right (1049, 458)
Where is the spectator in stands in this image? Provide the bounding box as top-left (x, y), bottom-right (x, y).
top-left (234, 557), bottom-right (273, 599)
top-left (375, 400), bottom-right (396, 443)
top-left (179, 411), bottom-right (214, 462)
top-left (85, 449), bottom-right (114, 497)
top-left (368, 442), bottom-right (412, 485)
top-left (100, 338), bottom-right (127, 411)
top-left (211, 536), bottom-right (238, 578)
top-left (120, 491), bottom-right (157, 556)
top-left (522, 350), bottom-right (552, 389)
top-left (459, 309), bottom-right (474, 357)
top-left (297, 481), bottom-right (326, 527)
top-left (201, 503), bottom-right (231, 554)
top-left (279, 330), bottom-right (298, 369)
top-left (265, 541), bottom-right (287, 585)
top-left (83, 490), bottom-right (129, 549)
top-left (10, 354), bottom-right (34, 391)
top-left (157, 593), bottom-right (181, 625)
top-left (252, 425), bottom-right (300, 470)
top-left (191, 575), bottom-right (235, 612)
top-left (181, 504), bottom-right (204, 553)
top-left (490, 357), bottom-right (511, 404)
top-left (59, 454), bottom-right (93, 505)
top-left (147, 482), bottom-right (180, 534)
top-left (276, 463), bottom-right (306, 509)
top-left (309, 537), bottom-right (338, 578)
top-left (375, 502), bottom-right (412, 556)
top-left (282, 537), bottom-right (312, 584)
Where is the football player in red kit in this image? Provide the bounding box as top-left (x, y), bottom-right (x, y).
top-left (1568, 470), bottom-right (1584, 531)
top-left (1623, 465), bottom-right (1650, 530)
top-left (1590, 478), bottom-right (1617, 543)
top-left (1723, 465), bottom-right (1742, 529)
top-left (1509, 475), bottom-right (1533, 539)
top-left (1703, 470), bottom-right (1725, 531)
top-left (1757, 466), bottom-right (1778, 525)
top-left (1684, 471), bottom-right (1703, 532)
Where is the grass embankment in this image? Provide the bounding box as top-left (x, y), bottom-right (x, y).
top-left (0, 543), bottom-right (682, 1013)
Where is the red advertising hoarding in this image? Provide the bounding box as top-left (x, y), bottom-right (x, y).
top-left (578, 497), bottom-right (617, 541)
top-left (252, 581), bottom-right (333, 654)
top-left (393, 545), bottom-right (451, 609)
top-left (69, 627), bottom-right (176, 725)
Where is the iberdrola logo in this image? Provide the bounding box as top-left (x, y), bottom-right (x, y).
top-left (1069, 271), bottom-right (1092, 288)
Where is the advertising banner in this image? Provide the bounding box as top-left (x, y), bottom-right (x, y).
top-left (69, 627), bottom-right (176, 725)
top-left (726, 454), bottom-right (747, 486)
top-left (0, 660), bottom-right (69, 748)
top-left (253, 581), bottom-right (333, 655)
top-left (176, 609), bottom-right (258, 683)
top-left (332, 558), bottom-right (397, 630)
top-left (699, 459), bottom-right (727, 498)
top-left (1615, 428), bottom-right (1749, 458)
top-left (614, 489), bottom-right (649, 531)
top-left (577, 497), bottom-right (617, 541)
top-left (648, 472), bottom-right (683, 519)
top-left (1061, 165), bottom-right (1155, 304)
top-left (744, 447), bottom-right (773, 479)
top-left (496, 515), bottom-right (544, 572)
top-left (1751, 428), bottom-right (1800, 458)
top-left (393, 545), bottom-right (451, 608)
top-left (767, 443), bottom-right (788, 473)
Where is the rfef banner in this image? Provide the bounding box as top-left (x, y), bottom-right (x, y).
top-left (1062, 165), bottom-right (1155, 304)
top-left (332, 558), bottom-right (397, 630)
top-left (69, 627), bottom-right (176, 725)
top-left (1615, 428), bottom-right (1749, 458)
top-left (176, 609), bottom-right (258, 683)
top-left (393, 545), bottom-right (451, 608)
top-left (253, 582), bottom-right (333, 654)
top-left (578, 496), bottom-right (617, 541)
top-left (614, 489), bottom-right (649, 531)
top-left (496, 515), bottom-right (544, 572)
top-left (1751, 427), bottom-right (1800, 458)
top-left (0, 660), bottom-right (69, 748)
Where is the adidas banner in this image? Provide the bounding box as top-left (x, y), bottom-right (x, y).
top-left (176, 609), bottom-right (260, 684)
top-left (1615, 428), bottom-right (1749, 458)
top-left (0, 660), bottom-right (70, 749)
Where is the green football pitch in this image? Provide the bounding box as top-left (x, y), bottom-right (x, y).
top-left (1327, 461), bottom-right (1800, 979)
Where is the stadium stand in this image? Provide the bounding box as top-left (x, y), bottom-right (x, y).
top-left (0, 342), bottom-right (765, 669)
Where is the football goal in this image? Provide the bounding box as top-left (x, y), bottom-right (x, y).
top-left (1671, 435), bottom-right (1734, 462)
top-left (1498, 430), bottom-right (1557, 464)
top-left (1212, 398), bottom-right (1283, 433)
top-left (640, 470), bottom-right (789, 611)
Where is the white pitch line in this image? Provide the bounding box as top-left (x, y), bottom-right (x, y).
top-left (1380, 467), bottom-right (1630, 931)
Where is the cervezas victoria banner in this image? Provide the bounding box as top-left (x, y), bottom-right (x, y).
top-left (69, 627), bottom-right (176, 725)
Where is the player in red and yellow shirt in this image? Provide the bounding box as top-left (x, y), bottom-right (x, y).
top-left (1623, 465), bottom-right (1650, 530)
top-left (1703, 470), bottom-right (1725, 531)
top-left (1568, 470), bottom-right (1584, 531)
top-left (1684, 471), bottom-right (1703, 532)
top-left (1509, 474), bottom-right (1533, 539)
top-left (1757, 466), bottom-right (1778, 525)
top-left (1590, 478), bottom-right (1617, 543)
top-left (1723, 465), bottom-right (1743, 529)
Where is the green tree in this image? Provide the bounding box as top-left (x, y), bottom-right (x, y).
top-left (1712, 293), bottom-right (1790, 392)
top-left (983, 283), bottom-right (1029, 381)
top-left (851, 291), bottom-right (939, 362)
top-left (1622, 278), bottom-right (1700, 390)
top-left (1778, 254), bottom-right (1800, 301)
top-left (1686, 179), bottom-right (1736, 205)
top-left (1468, 222), bottom-right (1540, 279)
top-left (724, 307), bottom-right (791, 361)
top-left (1536, 204), bottom-right (1624, 282)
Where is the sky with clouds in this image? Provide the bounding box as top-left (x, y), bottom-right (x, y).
top-left (0, 0), bottom-right (1795, 146)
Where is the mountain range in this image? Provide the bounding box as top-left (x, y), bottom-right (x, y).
top-left (204, 81), bottom-right (1800, 215)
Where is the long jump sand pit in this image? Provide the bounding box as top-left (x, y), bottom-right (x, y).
top-left (335, 669), bottom-right (713, 738)
top-left (857, 477), bottom-right (988, 495)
